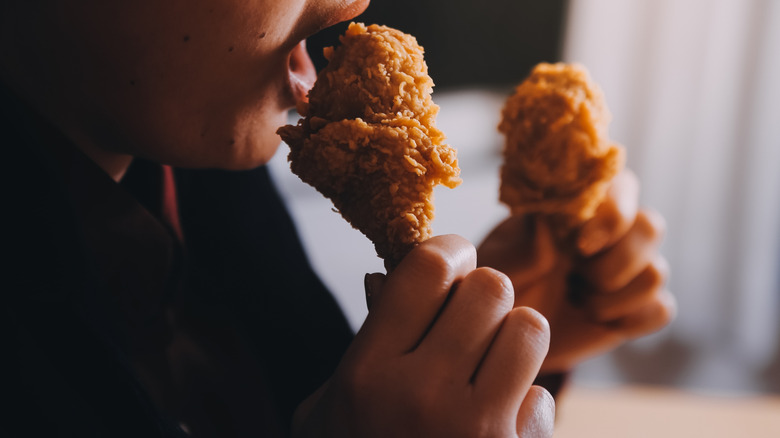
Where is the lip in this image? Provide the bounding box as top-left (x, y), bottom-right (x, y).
top-left (287, 39), bottom-right (317, 106)
top-left (283, 0), bottom-right (369, 107)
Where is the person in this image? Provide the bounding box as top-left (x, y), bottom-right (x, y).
top-left (0, 0), bottom-right (673, 437)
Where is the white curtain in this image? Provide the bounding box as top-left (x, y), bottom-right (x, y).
top-left (563, 0), bottom-right (780, 393)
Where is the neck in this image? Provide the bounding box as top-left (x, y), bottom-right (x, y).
top-left (0, 80), bottom-right (134, 183)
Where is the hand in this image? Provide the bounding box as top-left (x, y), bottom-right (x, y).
top-left (478, 170), bottom-right (676, 373)
top-left (293, 235), bottom-right (555, 438)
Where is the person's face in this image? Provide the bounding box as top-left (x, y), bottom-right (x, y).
top-left (4, 0), bottom-right (369, 169)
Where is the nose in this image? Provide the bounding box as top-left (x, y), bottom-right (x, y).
top-left (331, 0), bottom-right (371, 27)
top-left (305, 0), bottom-right (371, 37)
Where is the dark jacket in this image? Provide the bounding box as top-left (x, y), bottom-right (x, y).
top-left (2, 86), bottom-right (353, 437)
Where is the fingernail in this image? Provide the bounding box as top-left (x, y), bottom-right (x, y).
top-left (364, 272), bottom-right (386, 311)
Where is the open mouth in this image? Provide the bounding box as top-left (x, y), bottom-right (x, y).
top-left (287, 39), bottom-right (317, 105)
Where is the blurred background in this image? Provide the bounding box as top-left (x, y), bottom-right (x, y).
top-left (271, 0), bottom-right (780, 429)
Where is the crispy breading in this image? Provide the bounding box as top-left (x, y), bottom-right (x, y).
top-left (499, 62), bottom-right (624, 231)
top-left (278, 23), bottom-right (460, 263)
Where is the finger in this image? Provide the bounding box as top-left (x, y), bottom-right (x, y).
top-left (477, 215), bottom-right (535, 266)
top-left (417, 267), bottom-right (514, 381)
top-left (473, 307), bottom-right (550, 412)
top-left (587, 256), bottom-right (669, 323)
top-left (516, 386), bottom-right (555, 438)
top-left (359, 235), bottom-right (476, 355)
top-left (478, 216), bottom-right (558, 289)
top-left (516, 218), bottom-right (558, 287)
top-left (577, 169), bottom-right (639, 256)
top-left (364, 272), bottom-right (387, 311)
top-left (581, 208), bottom-right (666, 293)
top-left (609, 289), bottom-right (677, 339)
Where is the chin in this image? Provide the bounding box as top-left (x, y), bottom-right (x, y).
top-left (214, 130), bottom-right (283, 171)
top-left (192, 104), bottom-right (289, 170)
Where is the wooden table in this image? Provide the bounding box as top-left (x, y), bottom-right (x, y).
top-left (554, 384), bottom-right (780, 437)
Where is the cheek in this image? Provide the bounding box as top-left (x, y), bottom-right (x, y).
top-left (158, 54), bottom-right (292, 169)
top-left (75, 4), bottom-right (296, 169)
top-left (173, 104), bottom-right (290, 170)
top-left (109, 53), bottom-right (291, 169)
top-left (102, 84), bottom-right (289, 170)
top-left (226, 103), bottom-right (291, 170)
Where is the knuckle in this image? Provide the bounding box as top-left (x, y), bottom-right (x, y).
top-left (627, 292), bottom-right (676, 339)
top-left (463, 267), bottom-right (514, 306)
top-left (507, 306), bottom-right (551, 341)
top-left (591, 193), bottom-right (620, 225)
top-left (636, 208), bottom-right (666, 241)
top-left (645, 256), bottom-right (670, 290)
top-left (409, 243), bottom-right (454, 279)
top-left (409, 235), bottom-right (476, 280)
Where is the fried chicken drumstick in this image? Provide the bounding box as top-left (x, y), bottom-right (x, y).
top-left (499, 63), bottom-right (625, 235)
top-left (278, 23), bottom-right (460, 264)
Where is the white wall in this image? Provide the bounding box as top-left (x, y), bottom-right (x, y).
top-left (563, 0), bottom-right (780, 393)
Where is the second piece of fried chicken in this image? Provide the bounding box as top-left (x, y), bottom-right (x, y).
top-left (278, 23), bottom-right (460, 264)
top-left (499, 62), bottom-right (625, 233)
